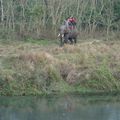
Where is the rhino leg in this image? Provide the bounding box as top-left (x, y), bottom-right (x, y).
top-left (69, 38), bottom-right (73, 44)
top-left (74, 37), bottom-right (77, 44)
top-left (64, 33), bottom-right (69, 43)
top-left (59, 34), bottom-right (64, 47)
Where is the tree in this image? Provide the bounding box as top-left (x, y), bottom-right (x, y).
top-left (0, 0), bottom-right (4, 22)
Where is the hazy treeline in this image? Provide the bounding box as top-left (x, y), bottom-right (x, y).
top-left (0, 0), bottom-right (120, 40)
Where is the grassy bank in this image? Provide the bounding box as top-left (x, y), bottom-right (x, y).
top-left (0, 39), bottom-right (120, 96)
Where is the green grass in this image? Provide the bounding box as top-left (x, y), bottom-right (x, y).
top-left (25, 38), bottom-right (58, 46)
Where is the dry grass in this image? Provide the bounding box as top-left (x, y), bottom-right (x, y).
top-left (0, 39), bottom-right (120, 95)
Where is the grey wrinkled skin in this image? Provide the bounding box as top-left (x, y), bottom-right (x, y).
top-left (58, 23), bottom-right (78, 46)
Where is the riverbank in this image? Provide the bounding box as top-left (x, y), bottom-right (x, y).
top-left (0, 39), bottom-right (120, 96)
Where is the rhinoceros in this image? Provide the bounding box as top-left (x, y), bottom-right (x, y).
top-left (58, 22), bottom-right (78, 46)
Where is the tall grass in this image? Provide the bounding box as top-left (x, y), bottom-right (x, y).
top-left (0, 40), bottom-right (120, 95)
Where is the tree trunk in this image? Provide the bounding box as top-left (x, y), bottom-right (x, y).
top-left (0, 0), bottom-right (4, 22)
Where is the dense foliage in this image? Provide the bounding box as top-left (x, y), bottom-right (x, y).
top-left (0, 0), bottom-right (120, 39)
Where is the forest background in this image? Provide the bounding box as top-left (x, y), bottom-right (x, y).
top-left (0, 0), bottom-right (120, 40)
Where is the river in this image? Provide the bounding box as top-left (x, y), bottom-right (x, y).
top-left (0, 95), bottom-right (120, 120)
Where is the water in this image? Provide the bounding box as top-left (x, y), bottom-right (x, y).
top-left (0, 95), bottom-right (120, 120)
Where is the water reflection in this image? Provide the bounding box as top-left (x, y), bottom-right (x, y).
top-left (0, 95), bottom-right (120, 120)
